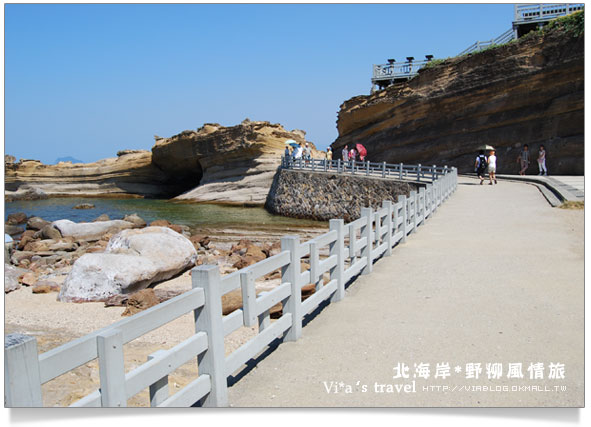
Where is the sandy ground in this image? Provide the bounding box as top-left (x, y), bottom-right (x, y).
top-left (4, 225), bottom-right (328, 407)
top-left (227, 177), bottom-right (584, 407)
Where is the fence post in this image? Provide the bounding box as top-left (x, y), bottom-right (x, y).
top-left (417, 164), bottom-right (422, 182)
top-left (337, 158), bottom-right (341, 173)
top-left (432, 165), bottom-right (437, 181)
top-left (192, 265), bottom-right (228, 407)
top-left (240, 270), bottom-right (257, 327)
top-left (351, 160), bottom-right (355, 175)
top-left (426, 184), bottom-right (432, 218)
top-left (148, 350), bottom-right (169, 407)
top-left (366, 160), bottom-right (370, 176)
top-left (281, 236), bottom-right (302, 341)
top-left (360, 207), bottom-right (373, 275)
top-left (410, 190), bottom-right (417, 234)
top-left (329, 219), bottom-right (345, 302)
top-left (4, 333), bottom-right (43, 407)
top-left (383, 200), bottom-right (393, 256)
top-left (419, 187), bottom-right (425, 225)
top-left (398, 195), bottom-right (407, 243)
top-left (399, 163), bottom-right (403, 179)
top-left (382, 162), bottom-right (386, 178)
top-left (97, 329), bottom-right (127, 407)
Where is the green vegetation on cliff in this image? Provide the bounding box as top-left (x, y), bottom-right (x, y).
top-left (423, 10), bottom-right (584, 70)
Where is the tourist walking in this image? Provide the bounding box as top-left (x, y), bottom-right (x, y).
top-left (474, 150), bottom-right (488, 185)
top-left (304, 143), bottom-right (312, 160)
top-left (326, 147), bottom-right (333, 169)
top-left (293, 143), bottom-right (303, 160)
top-left (517, 144), bottom-right (530, 176)
top-left (342, 145), bottom-right (349, 162)
top-left (488, 150), bottom-right (498, 185)
top-left (538, 145), bottom-right (548, 176)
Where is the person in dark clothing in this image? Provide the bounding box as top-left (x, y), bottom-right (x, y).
top-left (474, 150), bottom-right (488, 185)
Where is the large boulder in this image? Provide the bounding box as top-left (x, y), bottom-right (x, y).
top-left (5, 225), bottom-right (24, 237)
top-left (6, 212), bottom-right (28, 225)
top-left (26, 216), bottom-right (50, 231)
top-left (58, 227), bottom-right (197, 302)
top-left (5, 264), bottom-right (29, 293)
top-left (52, 219), bottom-right (134, 241)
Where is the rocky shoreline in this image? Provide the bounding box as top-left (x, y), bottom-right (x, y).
top-left (5, 210), bottom-right (327, 313)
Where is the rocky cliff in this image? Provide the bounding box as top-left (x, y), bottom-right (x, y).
top-left (154, 120), bottom-right (318, 205)
top-left (5, 120), bottom-right (317, 204)
top-left (332, 18), bottom-right (584, 175)
top-left (4, 151), bottom-right (176, 200)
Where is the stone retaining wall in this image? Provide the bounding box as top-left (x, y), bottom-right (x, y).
top-left (265, 169), bottom-right (420, 222)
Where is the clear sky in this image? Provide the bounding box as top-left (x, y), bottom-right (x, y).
top-left (4, 2), bottom-right (515, 164)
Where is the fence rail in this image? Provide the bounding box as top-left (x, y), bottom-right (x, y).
top-left (514, 3), bottom-right (584, 22)
top-left (371, 59), bottom-right (431, 84)
top-left (5, 162), bottom-right (458, 408)
top-left (282, 156), bottom-right (450, 184)
top-left (458, 28), bottom-right (516, 56)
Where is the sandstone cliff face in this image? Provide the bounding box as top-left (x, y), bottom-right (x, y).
top-left (5, 120), bottom-right (315, 204)
top-left (332, 27), bottom-right (583, 175)
top-left (153, 120), bottom-right (317, 205)
top-left (4, 151), bottom-right (181, 200)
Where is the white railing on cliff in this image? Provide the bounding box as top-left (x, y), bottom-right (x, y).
top-left (457, 28), bottom-right (516, 56)
top-left (514, 3), bottom-right (584, 23)
top-left (282, 156), bottom-right (451, 183)
top-left (5, 162), bottom-right (458, 407)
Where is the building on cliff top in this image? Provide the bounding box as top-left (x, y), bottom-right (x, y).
top-left (371, 3), bottom-right (584, 93)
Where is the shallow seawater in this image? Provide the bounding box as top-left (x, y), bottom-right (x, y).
top-left (4, 198), bottom-right (325, 230)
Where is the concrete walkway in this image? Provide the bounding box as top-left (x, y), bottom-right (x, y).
top-left (228, 177), bottom-right (584, 407)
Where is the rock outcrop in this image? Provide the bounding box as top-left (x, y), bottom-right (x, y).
top-left (52, 219), bottom-right (135, 241)
top-left (58, 227), bottom-right (198, 302)
top-left (6, 121), bottom-right (317, 204)
top-left (152, 120), bottom-right (318, 205)
top-left (332, 22), bottom-right (583, 175)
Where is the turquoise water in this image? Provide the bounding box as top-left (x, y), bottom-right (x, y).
top-left (4, 198), bottom-right (325, 230)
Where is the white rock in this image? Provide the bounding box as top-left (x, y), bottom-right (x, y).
top-left (52, 219), bottom-right (134, 241)
top-left (58, 227), bottom-right (198, 302)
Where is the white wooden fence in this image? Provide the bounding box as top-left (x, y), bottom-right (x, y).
top-left (5, 164), bottom-right (458, 408)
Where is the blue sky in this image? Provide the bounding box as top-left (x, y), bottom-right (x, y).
top-left (4, 3), bottom-right (515, 164)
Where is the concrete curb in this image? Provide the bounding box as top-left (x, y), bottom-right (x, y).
top-left (461, 173), bottom-right (582, 204)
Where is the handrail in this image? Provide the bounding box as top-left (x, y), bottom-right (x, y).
top-left (372, 59), bottom-right (431, 82)
top-left (458, 28), bottom-right (516, 56)
top-left (281, 156), bottom-right (450, 183)
top-left (514, 3), bottom-right (584, 22)
top-left (5, 162), bottom-right (459, 407)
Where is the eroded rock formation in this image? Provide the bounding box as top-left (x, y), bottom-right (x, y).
top-left (153, 120), bottom-right (317, 205)
top-left (5, 121), bottom-right (317, 204)
top-left (332, 25), bottom-right (583, 175)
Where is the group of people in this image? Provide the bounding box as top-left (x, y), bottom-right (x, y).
top-left (474, 149), bottom-right (498, 185)
top-left (517, 144), bottom-right (548, 176)
top-left (284, 143), bottom-right (369, 166)
top-left (285, 142), bottom-right (312, 161)
top-left (474, 144), bottom-right (548, 185)
top-left (341, 145), bottom-right (366, 162)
